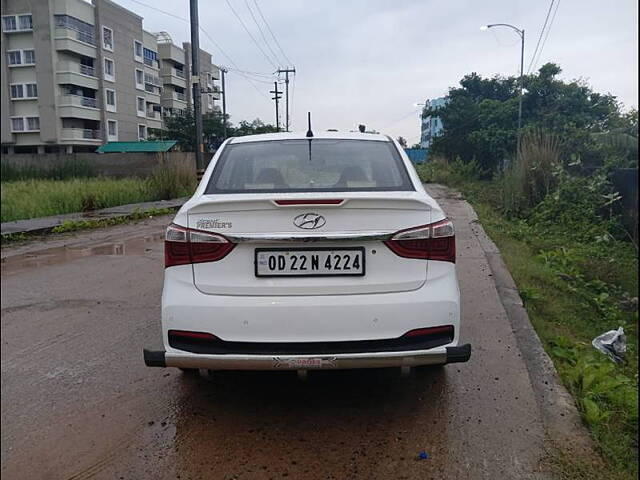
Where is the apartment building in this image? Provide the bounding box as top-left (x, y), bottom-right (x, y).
top-left (420, 97), bottom-right (447, 149)
top-left (1, 0), bottom-right (219, 153)
top-left (157, 31), bottom-right (220, 118)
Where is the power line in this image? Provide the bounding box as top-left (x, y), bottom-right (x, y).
top-left (243, 0), bottom-right (284, 66)
top-left (197, 27), bottom-right (269, 98)
top-left (224, 0), bottom-right (278, 69)
top-left (531, 0), bottom-right (561, 72)
top-left (124, 0), bottom-right (269, 99)
top-left (379, 108), bottom-right (422, 131)
top-left (252, 0), bottom-right (293, 66)
top-left (527, 0), bottom-right (555, 74)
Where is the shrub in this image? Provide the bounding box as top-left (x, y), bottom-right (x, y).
top-left (502, 129), bottom-right (562, 217)
top-left (145, 162), bottom-right (196, 200)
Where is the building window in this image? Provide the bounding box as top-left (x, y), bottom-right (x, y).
top-left (26, 83), bottom-right (38, 98)
top-left (143, 47), bottom-right (158, 68)
top-left (10, 117), bottom-right (24, 132)
top-left (2, 16), bottom-right (17, 31)
top-left (9, 83), bottom-right (37, 99)
top-left (23, 50), bottom-right (35, 64)
top-left (10, 84), bottom-right (24, 99)
top-left (104, 58), bottom-right (114, 81)
top-left (18, 14), bottom-right (32, 30)
top-left (10, 116), bottom-right (39, 132)
top-left (3, 14), bottom-right (33, 31)
top-left (7, 50), bottom-right (22, 65)
top-left (107, 120), bottom-right (118, 140)
top-left (105, 89), bottom-right (116, 112)
top-left (136, 96), bottom-right (146, 117)
top-left (134, 40), bottom-right (143, 62)
top-left (138, 124), bottom-right (147, 141)
top-left (102, 26), bottom-right (113, 51)
top-left (135, 68), bottom-right (144, 89)
top-left (26, 117), bottom-right (40, 131)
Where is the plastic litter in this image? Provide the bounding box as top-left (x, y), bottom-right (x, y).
top-left (592, 327), bottom-right (626, 363)
top-left (418, 451), bottom-right (429, 460)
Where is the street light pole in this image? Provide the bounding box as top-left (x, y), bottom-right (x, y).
top-left (481, 23), bottom-right (525, 161)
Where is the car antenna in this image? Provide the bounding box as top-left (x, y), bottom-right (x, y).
top-left (306, 112), bottom-right (314, 138)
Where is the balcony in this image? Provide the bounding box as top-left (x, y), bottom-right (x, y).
top-left (175, 92), bottom-right (186, 101)
top-left (144, 73), bottom-right (162, 87)
top-left (60, 128), bottom-right (102, 143)
top-left (59, 94), bottom-right (98, 108)
top-left (210, 65), bottom-right (221, 80)
top-left (160, 66), bottom-right (187, 88)
top-left (158, 42), bottom-right (185, 65)
top-left (54, 27), bottom-right (97, 57)
top-left (210, 85), bottom-right (221, 100)
top-left (143, 57), bottom-right (160, 69)
top-left (58, 95), bottom-right (101, 121)
top-left (56, 61), bottom-right (99, 89)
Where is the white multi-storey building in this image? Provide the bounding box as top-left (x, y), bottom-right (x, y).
top-left (1, 0), bottom-right (220, 153)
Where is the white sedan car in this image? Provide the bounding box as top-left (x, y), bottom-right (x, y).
top-left (144, 132), bottom-right (470, 372)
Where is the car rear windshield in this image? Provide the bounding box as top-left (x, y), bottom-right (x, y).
top-left (205, 139), bottom-right (414, 193)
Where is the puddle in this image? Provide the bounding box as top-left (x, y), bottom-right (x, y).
top-left (1, 232), bottom-right (164, 275)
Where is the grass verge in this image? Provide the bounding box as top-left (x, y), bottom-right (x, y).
top-left (417, 163), bottom-right (638, 479)
top-left (1, 164), bottom-right (195, 223)
top-left (1, 208), bottom-right (175, 245)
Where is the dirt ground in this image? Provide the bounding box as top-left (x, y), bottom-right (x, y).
top-left (1, 188), bottom-right (559, 479)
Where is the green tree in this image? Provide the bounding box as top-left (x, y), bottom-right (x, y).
top-left (232, 118), bottom-right (279, 137)
top-left (426, 63), bottom-right (631, 173)
top-left (396, 136), bottom-right (408, 148)
top-left (151, 110), bottom-right (278, 152)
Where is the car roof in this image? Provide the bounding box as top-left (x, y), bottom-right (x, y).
top-left (228, 131), bottom-right (391, 144)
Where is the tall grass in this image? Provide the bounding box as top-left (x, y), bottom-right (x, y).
top-left (145, 162), bottom-right (196, 200)
top-left (502, 129), bottom-right (562, 217)
top-left (1, 164), bottom-right (196, 222)
top-left (1, 158), bottom-right (95, 181)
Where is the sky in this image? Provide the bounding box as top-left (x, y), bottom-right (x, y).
top-left (118, 0), bottom-right (639, 145)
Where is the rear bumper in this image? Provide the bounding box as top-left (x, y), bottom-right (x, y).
top-left (143, 343), bottom-right (471, 370)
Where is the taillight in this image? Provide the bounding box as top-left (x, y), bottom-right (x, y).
top-left (384, 218), bottom-right (456, 263)
top-left (164, 224), bottom-right (235, 268)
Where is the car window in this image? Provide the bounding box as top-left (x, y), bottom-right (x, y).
top-left (206, 139), bottom-right (414, 193)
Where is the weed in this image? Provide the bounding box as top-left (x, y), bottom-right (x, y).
top-left (418, 163), bottom-right (638, 477)
top-left (50, 208), bottom-right (175, 234)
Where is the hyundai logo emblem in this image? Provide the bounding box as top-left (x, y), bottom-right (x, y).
top-left (293, 213), bottom-right (326, 230)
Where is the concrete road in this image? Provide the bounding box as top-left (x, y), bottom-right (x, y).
top-left (1, 186), bottom-right (555, 479)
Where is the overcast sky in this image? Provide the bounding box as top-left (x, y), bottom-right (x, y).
top-left (119, 0), bottom-right (638, 144)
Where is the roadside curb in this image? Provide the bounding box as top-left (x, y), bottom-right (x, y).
top-left (1, 198), bottom-right (188, 236)
top-left (464, 196), bottom-right (598, 457)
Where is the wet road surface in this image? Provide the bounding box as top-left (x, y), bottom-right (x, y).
top-left (1, 187), bottom-right (553, 479)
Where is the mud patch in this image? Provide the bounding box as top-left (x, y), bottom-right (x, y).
top-left (1, 232), bottom-right (164, 275)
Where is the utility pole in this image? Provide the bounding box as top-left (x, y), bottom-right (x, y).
top-left (220, 66), bottom-right (228, 140)
top-left (481, 23), bottom-right (525, 164)
top-left (517, 29), bottom-right (525, 159)
top-left (277, 67), bottom-right (296, 132)
top-left (189, 0), bottom-right (204, 178)
top-left (270, 82), bottom-right (282, 131)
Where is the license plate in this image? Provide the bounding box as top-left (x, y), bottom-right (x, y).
top-left (255, 247), bottom-right (365, 277)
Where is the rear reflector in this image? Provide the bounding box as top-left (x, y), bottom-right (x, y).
top-left (168, 330), bottom-right (217, 340)
top-left (384, 218), bottom-right (456, 263)
top-left (274, 199), bottom-right (344, 206)
top-left (165, 224), bottom-right (235, 267)
top-left (403, 325), bottom-right (455, 339)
